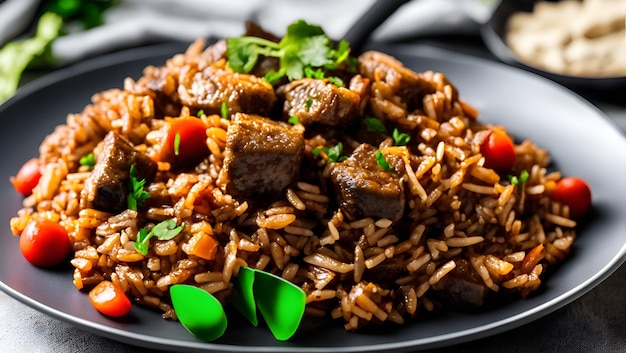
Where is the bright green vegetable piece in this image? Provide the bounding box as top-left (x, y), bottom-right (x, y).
top-left (170, 284), bottom-right (228, 342)
top-left (253, 270), bottom-right (306, 341)
top-left (232, 266), bottom-right (258, 326)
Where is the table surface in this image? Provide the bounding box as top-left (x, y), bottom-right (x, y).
top-left (1, 35), bottom-right (625, 353)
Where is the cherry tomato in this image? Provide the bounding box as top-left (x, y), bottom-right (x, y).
top-left (19, 219), bottom-right (71, 267)
top-left (159, 117), bottom-right (209, 168)
top-left (88, 280), bottom-right (132, 317)
top-left (551, 177), bottom-right (592, 219)
top-left (480, 130), bottom-right (516, 171)
top-left (11, 158), bottom-right (41, 196)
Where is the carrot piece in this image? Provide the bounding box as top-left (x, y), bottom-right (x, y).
top-left (521, 244), bottom-right (544, 274)
top-left (187, 233), bottom-right (219, 260)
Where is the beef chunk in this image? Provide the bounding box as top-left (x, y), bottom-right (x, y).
top-left (278, 78), bottom-right (361, 127)
top-left (358, 51), bottom-right (437, 111)
top-left (218, 113), bottom-right (305, 198)
top-left (125, 39), bottom-right (229, 118)
top-left (178, 64), bottom-right (277, 117)
top-left (362, 257), bottom-right (405, 287)
top-left (431, 258), bottom-right (489, 308)
top-left (330, 144), bottom-right (405, 221)
top-left (80, 132), bottom-right (157, 213)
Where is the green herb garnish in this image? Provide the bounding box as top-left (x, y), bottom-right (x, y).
top-left (220, 102), bottom-right (229, 120)
top-left (304, 66), bottom-right (325, 79)
top-left (288, 116), bottom-right (300, 124)
top-left (375, 150), bottom-right (393, 171)
top-left (264, 69), bottom-right (286, 85)
top-left (392, 128), bottom-right (411, 146)
top-left (508, 170), bottom-right (530, 187)
top-left (134, 218), bottom-right (184, 256)
top-left (197, 109), bottom-right (205, 117)
top-left (327, 76), bottom-right (344, 87)
top-left (312, 143), bottom-right (347, 163)
top-left (79, 152), bottom-right (96, 170)
top-left (227, 19), bottom-right (353, 83)
top-left (364, 117), bottom-right (386, 133)
top-left (174, 132), bottom-right (181, 156)
top-left (305, 97), bottom-right (314, 110)
top-left (1, 0), bottom-right (118, 102)
top-left (128, 165), bottom-right (151, 211)
top-left (0, 13), bottom-right (63, 102)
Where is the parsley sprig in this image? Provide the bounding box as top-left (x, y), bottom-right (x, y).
top-left (220, 102), bottom-right (229, 120)
top-left (364, 117), bottom-right (386, 133)
top-left (312, 143), bottom-right (348, 163)
top-left (375, 150), bottom-right (393, 171)
top-left (134, 218), bottom-right (184, 256)
top-left (392, 128), bottom-right (411, 146)
top-left (128, 165), bottom-right (151, 211)
top-left (508, 170), bottom-right (530, 187)
top-left (227, 20), bottom-right (354, 84)
top-left (79, 153), bottom-right (96, 170)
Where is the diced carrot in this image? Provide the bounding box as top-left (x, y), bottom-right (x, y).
top-left (187, 232), bottom-right (219, 261)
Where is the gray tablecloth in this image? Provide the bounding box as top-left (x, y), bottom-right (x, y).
top-left (1, 37), bottom-right (625, 353)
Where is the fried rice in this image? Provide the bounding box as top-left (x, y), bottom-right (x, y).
top-left (9, 34), bottom-right (578, 333)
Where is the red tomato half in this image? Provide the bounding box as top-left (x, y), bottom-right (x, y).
top-left (159, 118), bottom-right (209, 168)
top-left (19, 219), bottom-right (71, 267)
top-left (551, 177), bottom-right (592, 219)
top-left (480, 130), bottom-right (516, 171)
top-left (88, 280), bottom-right (132, 317)
top-left (11, 158), bottom-right (41, 196)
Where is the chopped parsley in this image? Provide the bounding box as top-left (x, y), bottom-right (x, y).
top-left (392, 128), bottom-right (411, 146)
top-left (288, 116), bottom-right (300, 124)
top-left (305, 97), bottom-right (314, 110)
top-left (312, 143), bottom-right (347, 163)
top-left (304, 66), bottom-right (325, 79)
top-left (197, 109), bottom-right (205, 117)
top-left (327, 76), bottom-right (344, 87)
top-left (134, 218), bottom-right (184, 256)
top-left (227, 19), bottom-right (354, 83)
top-left (220, 102), bottom-right (229, 120)
top-left (264, 69), bottom-right (285, 85)
top-left (79, 153), bottom-right (96, 170)
top-left (375, 150), bottom-right (393, 171)
top-left (127, 165), bottom-right (151, 211)
top-left (508, 170), bottom-right (530, 187)
top-left (364, 117), bottom-right (386, 133)
top-left (174, 132), bottom-right (181, 156)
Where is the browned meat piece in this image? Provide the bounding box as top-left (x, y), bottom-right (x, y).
top-left (178, 63), bottom-right (277, 117)
top-left (80, 131), bottom-right (157, 213)
top-left (217, 113), bottom-right (305, 198)
top-left (359, 51), bottom-right (439, 128)
top-left (348, 74), bottom-right (370, 116)
top-left (278, 78), bottom-right (361, 128)
top-left (126, 39), bottom-right (228, 117)
top-left (362, 257), bottom-right (405, 287)
top-left (431, 258), bottom-right (489, 308)
top-left (359, 51), bottom-right (437, 109)
top-left (330, 144), bottom-right (405, 221)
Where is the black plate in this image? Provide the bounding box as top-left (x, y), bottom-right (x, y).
top-left (1, 41), bottom-right (625, 352)
top-left (481, 0), bottom-right (626, 91)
